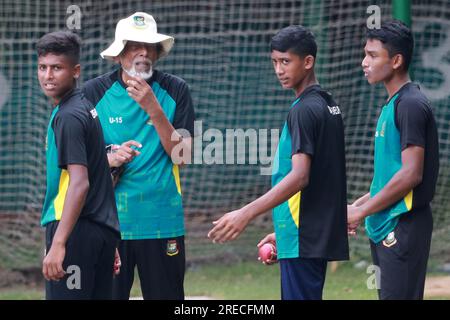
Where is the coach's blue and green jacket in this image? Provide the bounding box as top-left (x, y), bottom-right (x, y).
top-left (82, 69), bottom-right (195, 240)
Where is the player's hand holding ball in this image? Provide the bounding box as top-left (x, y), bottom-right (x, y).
top-left (257, 233), bottom-right (278, 265)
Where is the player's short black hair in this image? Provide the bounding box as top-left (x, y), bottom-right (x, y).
top-left (366, 20), bottom-right (414, 71)
top-left (270, 25), bottom-right (317, 58)
top-left (36, 31), bottom-right (81, 65)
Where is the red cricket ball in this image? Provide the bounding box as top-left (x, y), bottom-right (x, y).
top-left (258, 242), bottom-right (277, 262)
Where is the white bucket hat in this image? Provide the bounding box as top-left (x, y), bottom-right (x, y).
top-left (100, 12), bottom-right (174, 60)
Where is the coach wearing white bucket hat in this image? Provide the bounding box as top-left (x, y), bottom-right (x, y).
top-left (100, 12), bottom-right (174, 60)
top-left (83, 12), bottom-right (195, 300)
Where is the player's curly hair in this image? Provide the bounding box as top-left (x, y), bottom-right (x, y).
top-left (367, 20), bottom-right (414, 71)
top-left (36, 31), bottom-right (81, 65)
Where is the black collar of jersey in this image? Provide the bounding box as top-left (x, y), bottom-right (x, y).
top-left (116, 68), bottom-right (157, 89)
top-left (295, 84), bottom-right (322, 100)
top-left (57, 87), bottom-right (81, 107)
top-left (386, 82), bottom-right (418, 104)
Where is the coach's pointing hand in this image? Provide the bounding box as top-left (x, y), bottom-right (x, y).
top-left (108, 140), bottom-right (142, 167)
top-left (208, 208), bottom-right (251, 243)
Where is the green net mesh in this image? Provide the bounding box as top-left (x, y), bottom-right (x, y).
top-left (0, 0), bottom-right (448, 271)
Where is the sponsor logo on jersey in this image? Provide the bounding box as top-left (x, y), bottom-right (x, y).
top-left (90, 108), bottom-right (98, 119)
top-left (380, 121), bottom-right (386, 137)
top-left (328, 105), bottom-right (341, 115)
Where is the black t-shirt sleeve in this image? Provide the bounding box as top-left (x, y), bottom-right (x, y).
top-left (172, 82), bottom-right (196, 137)
top-left (52, 112), bottom-right (88, 169)
top-left (81, 72), bottom-right (116, 107)
top-left (81, 80), bottom-right (98, 105)
top-left (287, 102), bottom-right (317, 157)
top-left (395, 97), bottom-right (428, 150)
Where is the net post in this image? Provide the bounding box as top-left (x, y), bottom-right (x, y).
top-left (393, 0), bottom-right (413, 80)
top-left (393, 0), bottom-right (411, 27)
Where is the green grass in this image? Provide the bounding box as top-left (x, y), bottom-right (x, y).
top-left (129, 260), bottom-right (379, 299)
top-left (185, 262), bottom-right (280, 299)
top-left (181, 261), bottom-right (378, 300)
top-left (0, 287), bottom-right (43, 300)
top-left (184, 261), bottom-right (280, 299)
top-left (1, 261), bottom-right (449, 300)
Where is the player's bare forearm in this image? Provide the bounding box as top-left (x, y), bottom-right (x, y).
top-left (146, 106), bottom-right (192, 164)
top-left (353, 192), bottom-right (370, 206)
top-left (51, 164), bottom-right (89, 247)
top-left (127, 77), bottom-right (191, 164)
top-left (351, 146), bottom-right (424, 222)
top-left (43, 164), bottom-right (89, 280)
top-left (356, 171), bottom-right (416, 220)
top-left (126, 77), bottom-right (192, 163)
top-left (207, 153), bottom-right (310, 243)
top-left (247, 153), bottom-right (310, 218)
top-left (245, 168), bottom-right (308, 220)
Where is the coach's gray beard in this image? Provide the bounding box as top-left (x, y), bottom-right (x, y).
top-left (123, 59), bottom-right (153, 80)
